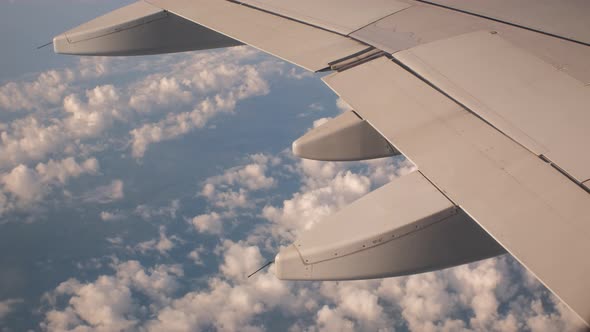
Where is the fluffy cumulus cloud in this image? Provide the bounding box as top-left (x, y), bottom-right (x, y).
top-left (191, 212), bottom-right (223, 235)
top-left (42, 252), bottom-right (586, 332)
top-left (43, 240), bottom-right (308, 332)
top-left (0, 157), bottom-right (98, 215)
top-left (62, 84), bottom-right (124, 138)
top-left (0, 57), bottom-right (132, 170)
top-left (6, 44), bottom-right (582, 331)
top-left (261, 155), bottom-right (415, 244)
top-left (40, 146), bottom-right (420, 331)
top-left (208, 155), bottom-right (278, 192)
top-left (0, 58), bottom-right (129, 215)
top-left (41, 108), bottom-right (586, 330)
top-left (187, 153), bottom-right (283, 239)
top-left (200, 154), bottom-right (279, 211)
top-left (6, 49), bottom-right (271, 165)
top-left (128, 48), bottom-right (274, 158)
top-left (0, 69), bottom-right (75, 112)
top-left (128, 76), bottom-right (193, 112)
top-left (263, 168), bottom-right (371, 239)
top-left (0, 47), bottom-right (280, 215)
top-left (0, 117), bottom-right (71, 170)
top-left (84, 180), bottom-right (124, 204)
top-left (135, 226), bottom-right (178, 256)
top-left (40, 148), bottom-right (587, 332)
top-left (2, 91), bottom-right (120, 172)
top-left (41, 260), bottom-right (182, 332)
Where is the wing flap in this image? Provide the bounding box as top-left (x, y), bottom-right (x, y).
top-left (393, 30), bottom-right (590, 183)
top-left (350, 3), bottom-right (590, 84)
top-left (275, 171), bottom-right (505, 280)
top-left (323, 56), bottom-right (590, 326)
top-left (146, 0), bottom-right (369, 71)
top-left (421, 0), bottom-right (590, 45)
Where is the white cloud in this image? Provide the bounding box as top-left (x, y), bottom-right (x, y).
top-left (0, 117), bottom-right (70, 169)
top-left (136, 226), bottom-right (177, 255)
top-left (129, 98), bottom-right (227, 158)
top-left (525, 299), bottom-right (585, 332)
top-left (0, 298), bottom-right (22, 321)
top-left (200, 154), bottom-right (279, 210)
top-left (0, 157), bottom-right (98, 214)
top-left (308, 103), bottom-right (324, 112)
top-left (115, 260), bottom-right (183, 304)
top-left (135, 200), bottom-right (180, 221)
top-left (317, 281), bottom-right (389, 331)
top-left (0, 55), bottom-right (134, 113)
top-left (84, 180), bottom-right (124, 204)
top-left (451, 260), bottom-right (502, 330)
top-left (129, 76), bottom-right (193, 112)
top-left (311, 117), bottom-right (330, 129)
top-left (287, 67), bottom-right (314, 80)
top-left (1, 164), bottom-right (44, 203)
top-left (205, 188), bottom-right (250, 210)
top-left (218, 240), bottom-right (264, 281)
top-left (361, 157), bottom-right (416, 188)
top-left (191, 212), bottom-right (223, 235)
top-left (0, 83), bottom-right (124, 170)
top-left (36, 157), bottom-right (99, 184)
top-left (77, 57), bottom-right (112, 79)
top-left (106, 236), bottom-right (124, 246)
top-left (0, 69), bottom-right (74, 112)
top-left (335, 97), bottom-right (352, 113)
top-left (0, 47), bottom-right (280, 176)
top-left (42, 246), bottom-right (289, 332)
top-left (188, 246), bottom-right (206, 266)
top-left (145, 241), bottom-right (294, 332)
top-left (42, 261), bottom-right (182, 331)
top-left (315, 305), bottom-right (356, 332)
top-left (62, 85), bottom-right (124, 138)
top-left (100, 211), bottom-right (125, 222)
top-left (394, 272), bottom-right (459, 331)
top-left (128, 50), bottom-right (272, 158)
top-left (262, 169), bottom-right (371, 242)
top-left (213, 162), bottom-right (276, 191)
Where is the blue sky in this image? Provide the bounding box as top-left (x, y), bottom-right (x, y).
top-left (0, 1), bottom-right (585, 331)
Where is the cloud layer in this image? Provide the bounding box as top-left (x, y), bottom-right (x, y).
top-left (0, 41), bottom-right (585, 331)
top-left (39, 147), bottom-right (586, 332)
top-left (0, 47), bottom-right (282, 217)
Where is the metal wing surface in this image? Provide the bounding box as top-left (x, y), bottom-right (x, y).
top-left (53, 0), bottom-right (590, 326)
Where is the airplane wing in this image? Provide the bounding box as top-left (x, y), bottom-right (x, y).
top-left (53, 0), bottom-right (590, 326)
